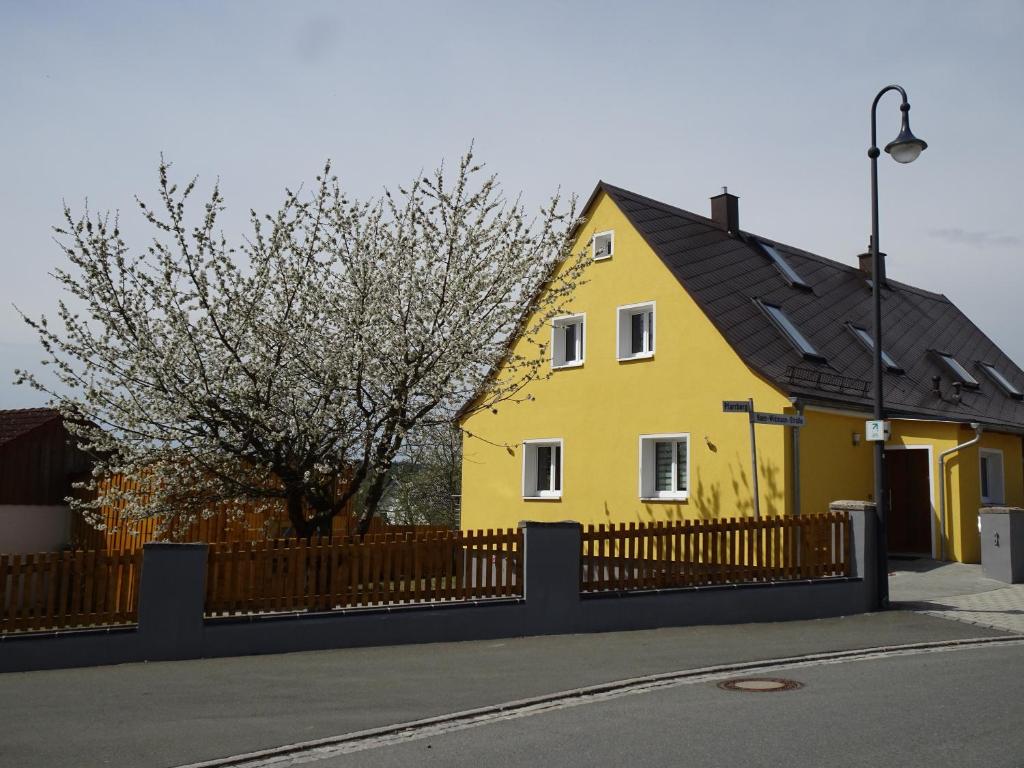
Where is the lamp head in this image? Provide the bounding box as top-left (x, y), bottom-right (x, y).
top-left (884, 103), bottom-right (927, 164)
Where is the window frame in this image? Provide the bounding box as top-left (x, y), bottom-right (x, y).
top-left (638, 433), bottom-right (690, 501)
top-left (934, 351), bottom-right (980, 388)
top-left (979, 362), bottom-right (1023, 400)
top-left (551, 313), bottom-right (586, 370)
top-left (616, 301), bottom-right (656, 361)
top-left (847, 323), bottom-right (903, 373)
top-left (979, 448), bottom-right (1005, 505)
top-left (592, 230), bottom-right (614, 261)
top-left (756, 240), bottom-right (811, 291)
top-left (757, 300), bottom-right (825, 362)
top-left (522, 438), bottom-right (564, 500)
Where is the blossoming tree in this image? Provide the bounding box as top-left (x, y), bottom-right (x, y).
top-left (17, 150), bottom-right (587, 537)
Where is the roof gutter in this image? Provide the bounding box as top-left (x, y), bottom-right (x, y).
top-left (937, 422), bottom-right (982, 561)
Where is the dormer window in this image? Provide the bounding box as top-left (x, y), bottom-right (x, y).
top-left (936, 352), bottom-right (979, 388)
top-left (592, 231), bottom-right (614, 261)
top-left (759, 301), bottom-right (824, 362)
top-left (979, 362), bottom-right (1023, 400)
top-left (848, 324), bottom-right (903, 373)
top-left (758, 241), bottom-right (810, 290)
top-left (551, 314), bottom-right (585, 369)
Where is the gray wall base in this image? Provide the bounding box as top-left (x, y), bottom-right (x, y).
top-left (0, 511), bottom-right (875, 673)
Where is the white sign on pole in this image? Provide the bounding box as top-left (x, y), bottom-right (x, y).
top-left (865, 420), bottom-right (890, 442)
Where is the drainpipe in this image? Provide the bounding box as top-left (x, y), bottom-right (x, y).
top-left (937, 422), bottom-right (982, 561)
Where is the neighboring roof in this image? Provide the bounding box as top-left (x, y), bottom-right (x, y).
top-left (0, 408), bottom-right (63, 447)
top-left (594, 182), bottom-right (1024, 432)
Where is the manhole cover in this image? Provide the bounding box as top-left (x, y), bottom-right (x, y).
top-left (717, 677), bottom-right (803, 693)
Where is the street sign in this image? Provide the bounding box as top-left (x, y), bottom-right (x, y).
top-left (865, 419), bottom-right (890, 441)
top-left (752, 412), bottom-right (805, 427)
top-left (722, 400), bottom-right (751, 413)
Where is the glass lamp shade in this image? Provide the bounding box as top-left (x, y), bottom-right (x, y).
top-left (884, 112), bottom-right (927, 164)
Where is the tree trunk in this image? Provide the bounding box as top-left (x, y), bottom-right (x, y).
top-left (356, 470), bottom-right (390, 536)
top-left (285, 486), bottom-right (315, 540)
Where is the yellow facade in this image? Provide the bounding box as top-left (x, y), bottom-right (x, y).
top-left (459, 190), bottom-right (1024, 563)
top-left (461, 191), bottom-right (792, 530)
top-left (799, 409), bottom-right (1023, 562)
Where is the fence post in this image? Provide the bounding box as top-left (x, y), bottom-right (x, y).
top-left (980, 507), bottom-right (1024, 584)
top-left (520, 521), bottom-right (582, 635)
top-left (137, 542), bottom-right (208, 661)
top-left (829, 501), bottom-right (876, 609)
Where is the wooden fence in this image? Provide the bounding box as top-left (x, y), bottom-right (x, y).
top-left (0, 550), bottom-right (142, 633)
top-left (205, 528), bottom-right (522, 617)
top-left (580, 513), bottom-right (850, 593)
top-left (70, 472), bottom-right (364, 553)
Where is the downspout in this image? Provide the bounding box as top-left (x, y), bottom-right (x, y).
top-left (937, 422), bottom-right (982, 561)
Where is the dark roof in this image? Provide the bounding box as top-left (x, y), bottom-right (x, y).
top-left (596, 183), bottom-right (1024, 432)
top-left (0, 408), bottom-right (63, 447)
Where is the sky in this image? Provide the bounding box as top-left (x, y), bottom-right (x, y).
top-left (2, 0), bottom-right (1023, 408)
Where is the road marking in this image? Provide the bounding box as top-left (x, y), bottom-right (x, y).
top-left (175, 635), bottom-right (1024, 768)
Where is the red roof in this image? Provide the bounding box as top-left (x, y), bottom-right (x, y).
top-left (0, 408), bottom-right (63, 447)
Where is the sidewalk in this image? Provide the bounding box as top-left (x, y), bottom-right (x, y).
top-left (0, 611), bottom-right (1008, 768)
top-left (889, 558), bottom-right (1024, 634)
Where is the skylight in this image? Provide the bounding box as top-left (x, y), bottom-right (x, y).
top-left (758, 242), bottom-right (810, 290)
top-left (849, 325), bottom-right (903, 373)
top-left (937, 353), bottom-right (979, 388)
top-left (980, 363), bottom-right (1023, 400)
top-left (761, 302), bottom-right (823, 360)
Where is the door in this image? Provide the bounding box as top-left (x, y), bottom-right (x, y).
top-left (885, 449), bottom-right (932, 555)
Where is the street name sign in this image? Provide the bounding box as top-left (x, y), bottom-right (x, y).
top-left (722, 401), bottom-right (751, 413)
top-left (751, 412), bottom-right (805, 427)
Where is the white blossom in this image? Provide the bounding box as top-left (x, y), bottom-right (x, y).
top-left (16, 149), bottom-right (587, 536)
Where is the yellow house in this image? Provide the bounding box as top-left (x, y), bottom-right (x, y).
top-left (460, 183), bottom-right (1024, 563)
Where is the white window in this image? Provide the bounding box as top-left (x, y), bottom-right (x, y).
top-left (980, 449), bottom-right (1005, 505)
top-left (523, 439), bottom-right (563, 499)
top-left (592, 230), bottom-right (614, 261)
top-left (551, 314), bottom-right (585, 369)
top-left (639, 434), bottom-right (689, 500)
top-left (617, 302), bottom-right (655, 361)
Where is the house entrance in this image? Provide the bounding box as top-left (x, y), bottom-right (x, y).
top-left (885, 448), bottom-right (932, 555)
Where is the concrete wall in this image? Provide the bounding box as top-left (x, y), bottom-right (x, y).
top-left (0, 507), bottom-right (876, 673)
top-left (0, 505), bottom-right (70, 554)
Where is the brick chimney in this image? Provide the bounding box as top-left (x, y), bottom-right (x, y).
top-left (710, 187), bottom-right (739, 234)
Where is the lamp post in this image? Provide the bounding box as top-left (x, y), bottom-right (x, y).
top-left (869, 85), bottom-right (927, 609)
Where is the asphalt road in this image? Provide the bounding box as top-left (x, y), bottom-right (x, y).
top-left (327, 643), bottom-right (1024, 768)
top-left (0, 611), bottom-right (1011, 768)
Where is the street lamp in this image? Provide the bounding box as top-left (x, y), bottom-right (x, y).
top-left (869, 85), bottom-right (927, 609)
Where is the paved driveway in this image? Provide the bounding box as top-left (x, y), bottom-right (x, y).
top-left (890, 559), bottom-right (1024, 634)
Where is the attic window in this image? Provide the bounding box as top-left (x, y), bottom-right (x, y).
top-left (848, 324), bottom-right (903, 373)
top-left (936, 353), bottom-right (979, 388)
top-left (759, 301), bottom-right (824, 361)
top-left (980, 362), bottom-right (1023, 400)
top-left (592, 231), bottom-right (614, 261)
top-left (758, 242), bottom-right (810, 290)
